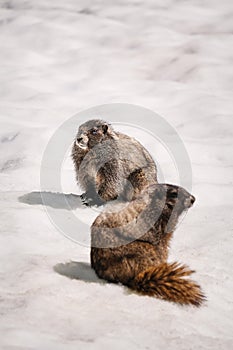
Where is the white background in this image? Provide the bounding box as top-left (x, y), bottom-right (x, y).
top-left (0, 1), bottom-right (232, 349)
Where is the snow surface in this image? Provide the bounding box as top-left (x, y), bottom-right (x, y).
top-left (0, 0), bottom-right (233, 349)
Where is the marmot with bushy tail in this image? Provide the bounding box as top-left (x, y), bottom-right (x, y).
top-left (72, 120), bottom-right (205, 306)
top-left (91, 183), bottom-right (205, 306)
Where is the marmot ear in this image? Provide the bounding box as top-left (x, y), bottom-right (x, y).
top-left (102, 124), bottom-right (108, 134)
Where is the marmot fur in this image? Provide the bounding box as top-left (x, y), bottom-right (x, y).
top-left (91, 184), bottom-right (205, 306)
top-left (71, 119), bottom-right (157, 205)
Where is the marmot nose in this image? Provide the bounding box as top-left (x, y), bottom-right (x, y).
top-left (190, 195), bottom-right (195, 204)
top-left (77, 137), bottom-right (83, 143)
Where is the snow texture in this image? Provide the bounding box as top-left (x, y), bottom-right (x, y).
top-left (0, 0), bottom-right (233, 349)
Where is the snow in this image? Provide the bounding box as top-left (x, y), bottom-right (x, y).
top-left (0, 0), bottom-right (233, 349)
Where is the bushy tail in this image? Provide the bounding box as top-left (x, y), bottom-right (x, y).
top-left (131, 262), bottom-right (205, 306)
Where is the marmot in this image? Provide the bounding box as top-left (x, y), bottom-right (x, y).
top-left (71, 119), bottom-right (157, 205)
top-left (91, 184), bottom-right (205, 306)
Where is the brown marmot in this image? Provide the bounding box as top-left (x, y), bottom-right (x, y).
top-left (71, 119), bottom-right (157, 206)
top-left (91, 184), bottom-right (205, 306)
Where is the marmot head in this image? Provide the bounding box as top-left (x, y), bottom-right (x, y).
top-left (149, 184), bottom-right (195, 221)
top-left (166, 184), bottom-right (195, 211)
top-left (74, 119), bottom-right (115, 150)
top-left (148, 184), bottom-right (195, 233)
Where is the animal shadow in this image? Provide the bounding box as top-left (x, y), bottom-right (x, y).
top-left (18, 191), bottom-right (83, 210)
top-left (54, 261), bottom-right (139, 297)
top-left (53, 261), bottom-right (105, 284)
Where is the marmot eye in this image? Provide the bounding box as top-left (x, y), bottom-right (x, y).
top-left (91, 129), bottom-right (98, 135)
top-left (169, 191), bottom-right (178, 198)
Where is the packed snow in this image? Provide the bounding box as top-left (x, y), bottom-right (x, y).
top-left (0, 0), bottom-right (233, 349)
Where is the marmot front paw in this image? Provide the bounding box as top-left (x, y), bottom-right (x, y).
top-left (80, 192), bottom-right (105, 207)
